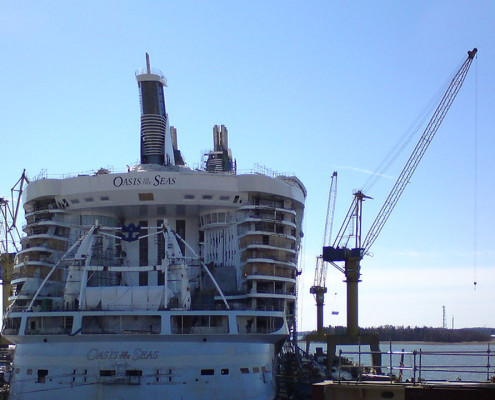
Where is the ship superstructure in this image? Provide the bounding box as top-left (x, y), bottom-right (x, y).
top-left (2, 55), bottom-right (306, 400)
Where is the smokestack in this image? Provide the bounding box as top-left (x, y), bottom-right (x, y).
top-left (135, 54), bottom-right (174, 165)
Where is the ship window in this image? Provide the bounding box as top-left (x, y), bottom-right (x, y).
top-left (202, 195), bottom-right (213, 200)
top-left (201, 369), bottom-right (214, 375)
top-left (37, 369), bottom-right (48, 383)
top-left (100, 196), bottom-right (110, 201)
top-left (236, 316), bottom-right (284, 334)
top-left (253, 367), bottom-right (260, 373)
top-left (184, 194), bottom-right (195, 200)
top-left (3, 317), bottom-right (21, 335)
top-left (221, 368), bottom-right (229, 375)
top-left (26, 316), bottom-right (73, 335)
top-left (240, 368), bottom-right (249, 374)
top-left (84, 197), bottom-right (94, 202)
top-left (71, 199), bottom-right (80, 204)
top-left (171, 315), bottom-right (229, 334)
top-left (139, 193), bottom-right (154, 201)
top-left (233, 195), bottom-right (240, 203)
top-left (219, 195), bottom-right (230, 201)
top-left (27, 369), bottom-right (33, 375)
top-left (100, 370), bottom-right (115, 377)
top-left (82, 315), bottom-right (160, 334)
top-left (126, 370), bottom-right (142, 376)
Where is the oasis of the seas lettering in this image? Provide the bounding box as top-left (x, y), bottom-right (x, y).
top-left (87, 348), bottom-right (159, 361)
top-left (113, 175), bottom-right (176, 188)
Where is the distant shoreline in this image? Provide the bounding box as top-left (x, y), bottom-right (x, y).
top-left (299, 339), bottom-right (495, 345)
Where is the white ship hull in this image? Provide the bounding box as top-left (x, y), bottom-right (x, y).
top-left (6, 311), bottom-right (286, 400)
top-left (2, 56), bottom-right (306, 400)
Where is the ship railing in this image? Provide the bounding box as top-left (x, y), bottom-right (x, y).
top-left (29, 165), bottom-right (135, 182)
top-left (336, 344), bottom-right (495, 384)
top-left (5, 303), bottom-right (285, 313)
top-left (253, 288), bottom-right (296, 296)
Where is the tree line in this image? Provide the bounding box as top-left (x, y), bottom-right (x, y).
top-left (306, 325), bottom-right (494, 342)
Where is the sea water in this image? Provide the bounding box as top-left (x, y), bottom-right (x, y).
top-left (301, 341), bottom-right (495, 382)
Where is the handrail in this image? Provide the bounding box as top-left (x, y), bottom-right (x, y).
top-left (337, 344), bottom-right (495, 384)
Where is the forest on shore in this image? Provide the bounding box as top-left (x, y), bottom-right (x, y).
top-left (304, 326), bottom-right (495, 342)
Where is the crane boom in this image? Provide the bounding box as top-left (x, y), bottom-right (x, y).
top-left (362, 48), bottom-right (477, 253)
top-left (313, 171), bottom-right (338, 288)
top-left (323, 48), bottom-right (478, 337)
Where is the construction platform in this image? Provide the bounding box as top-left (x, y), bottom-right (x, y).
top-left (312, 380), bottom-right (495, 400)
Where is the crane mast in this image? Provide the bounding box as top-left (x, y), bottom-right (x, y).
top-left (310, 171), bottom-right (337, 334)
top-left (323, 48), bottom-right (477, 337)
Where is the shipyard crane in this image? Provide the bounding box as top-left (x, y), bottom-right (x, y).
top-left (0, 170), bottom-right (28, 254)
top-left (323, 48), bottom-right (478, 336)
top-left (310, 171), bottom-right (337, 335)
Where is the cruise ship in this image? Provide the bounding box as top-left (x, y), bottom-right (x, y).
top-left (1, 55), bottom-right (306, 400)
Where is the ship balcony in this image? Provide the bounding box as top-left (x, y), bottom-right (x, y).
top-left (199, 211), bottom-right (236, 229)
top-left (238, 230), bottom-right (296, 242)
top-left (16, 244), bottom-right (57, 257)
top-left (245, 274), bottom-right (296, 284)
top-left (11, 264), bottom-right (60, 282)
top-left (241, 243), bottom-right (296, 256)
top-left (24, 207), bottom-right (66, 217)
top-left (246, 290), bottom-right (296, 300)
top-left (242, 257), bottom-right (297, 269)
top-left (21, 233), bottom-right (70, 245)
top-left (13, 258), bottom-right (56, 270)
top-left (237, 216), bottom-right (296, 229)
top-left (8, 295), bottom-right (60, 311)
top-left (9, 277), bottom-right (63, 297)
top-left (23, 218), bottom-right (70, 233)
top-left (242, 263), bottom-right (296, 280)
top-left (240, 202), bottom-right (297, 215)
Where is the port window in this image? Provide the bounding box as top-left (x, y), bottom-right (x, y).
top-left (201, 369), bottom-right (214, 376)
top-left (219, 195), bottom-right (230, 201)
top-left (138, 193), bottom-right (154, 201)
top-left (84, 197), bottom-right (94, 202)
top-left (100, 196), bottom-right (110, 201)
top-left (233, 195), bottom-right (240, 203)
top-left (126, 370), bottom-right (142, 376)
top-left (240, 368), bottom-right (249, 374)
top-left (71, 199), bottom-right (80, 204)
top-left (158, 270), bottom-right (165, 286)
top-left (139, 271), bottom-right (148, 286)
top-left (184, 194), bottom-right (195, 200)
top-left (221, 369), bottom-right (229, 375)
top-left (253, 367), bottom-right (260, 373)
top-left (37, 369), bottom-right (48, 383)
top-left (100, 370), bottom-right (115, 377)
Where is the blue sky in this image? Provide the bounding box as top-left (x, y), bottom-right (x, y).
top-left (1, 1), bottom-right (494, 330)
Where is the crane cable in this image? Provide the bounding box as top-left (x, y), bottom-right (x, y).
top-left (473, 53), bottom-right (479, 290)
